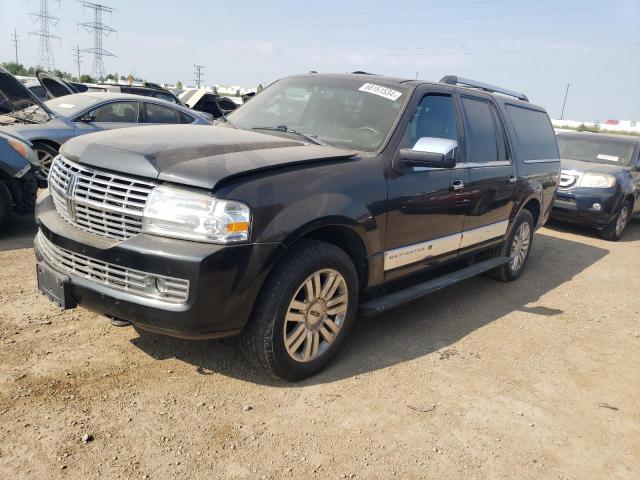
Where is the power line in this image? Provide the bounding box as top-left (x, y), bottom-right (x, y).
top-left (194, 64), bottom-right (205, 88)
top-left (29, 0), bottom-right (61, 71)
top-left (561, 84), bottom-right (572, 120)
top-left (78, 1), bottom-right (117, 80)
top-left (10, 29), bottom-right (20, 64)
top-left (73, 45), bottom-right (83, 80)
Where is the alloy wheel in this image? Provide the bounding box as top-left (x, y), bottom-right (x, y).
top-left (283, 268), bottom-right (349, 363)
top-left (615, 206), bottom-right (629, 237)
top-left (37, 149), bottom-right (55, 177)
top-left (509, 222), bottom-right (531, 272)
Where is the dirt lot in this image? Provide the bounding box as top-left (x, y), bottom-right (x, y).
top-left (0, 216), bottom-right (638, 480)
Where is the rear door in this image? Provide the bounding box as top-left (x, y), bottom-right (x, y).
top-left (141, 101), bottom-right (184, 125)
top-left (457, 95), bottom-right (517, 249)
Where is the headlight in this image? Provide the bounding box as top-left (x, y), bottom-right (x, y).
top-left (7, 137), bottom-right (31, 159)
top-left (141, 185), bottom-right (251, 244)
top-left (579, 173), bottom-right (616, 189)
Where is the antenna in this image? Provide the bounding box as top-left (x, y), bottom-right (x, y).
top-left (194, 64), bottom-right (205, 88)
top-left (11, 29), bottom-right (21, 64)
top-left (560, 83), bottom-right (571, 120)
top-left (73, 45), bottom-right (83, 80)
top-left (78, 1), bottom-right (117, 80)
top-left (29, 0), bottom-right (61, 71)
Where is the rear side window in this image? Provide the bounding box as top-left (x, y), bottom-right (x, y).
top-left (506, 105), bottom-right (558, 161)
top-left (143, 103), bottom-right (181, 124)
top-left (460, 97), bottom-right (504, 163)
top-left (179, 111), bottom-right (196, 124)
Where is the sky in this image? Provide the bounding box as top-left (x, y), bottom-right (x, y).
top-left (1, 0), bottom-right (639, 121)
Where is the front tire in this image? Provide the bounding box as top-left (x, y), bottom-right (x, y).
top-left (32, 141), bottom-right (59, 177)
top-left (240, 239), bottom-right (359, 381)
top-left (599, 200), bottom-right (631, 241)
top-left (488, 209), bottom-right (534, 282)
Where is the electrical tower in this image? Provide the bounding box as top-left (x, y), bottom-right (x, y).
top-left (78, 1), bottom-right (116, 80)
top-left (73, 45), bottom-right (83, 80)
top-left (194, 64), bottom-right (205, 88)
top-left (10, 29), bottom-right (20, 64)
top-left (29, 0), bottom-right (60, 71)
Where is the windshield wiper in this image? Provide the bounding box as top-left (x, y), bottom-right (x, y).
top-left (252, 125), bottom-right (327, 146)
top-left (216, 115), bottom-right (237, 128)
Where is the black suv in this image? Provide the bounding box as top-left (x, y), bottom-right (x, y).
top-left (34, 73), bottom-right (560, 380)
top-left (552, 132), bottom-right (640, 240)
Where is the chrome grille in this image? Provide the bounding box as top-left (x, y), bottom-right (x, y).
top-left (48, 156), bottom-right (157, 240)
top-left (559, 170), bottom-right (580, 190)
top-left (36, 232), bottom-right (189, 303)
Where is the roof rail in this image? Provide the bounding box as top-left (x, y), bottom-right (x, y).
top-left (352, 71), bottom-right (377, 75)
top-left (440, 75), bottom-right (529, 102)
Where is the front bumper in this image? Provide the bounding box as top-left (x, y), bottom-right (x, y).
top-left (551, 188), bottom-right (622, 229)
top-left (35, 191), bottom-right (285, 339)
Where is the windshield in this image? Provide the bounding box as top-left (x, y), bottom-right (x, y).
top-left (228, 76), bottom-right (410, 152)
top-left (558, 136), bottom-right (636, 166)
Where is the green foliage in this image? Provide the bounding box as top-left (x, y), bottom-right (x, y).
top-left (1, 62), bottom-right (36, 76)
top-left (257, 84), bottom-right (264, 92)
top-left (176, 81), bottom-right (183, 90)
top-left (79, 74), bottom-right (96, 83)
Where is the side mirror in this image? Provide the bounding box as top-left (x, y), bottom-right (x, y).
top-left (77, 113), bottom-right (95, 123)
top-left (400, 137), bottom-right (458, 169)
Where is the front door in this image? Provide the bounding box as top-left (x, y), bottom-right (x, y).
top-left (74, 101), bottom-right (141, 136)
top-left (457, 95), bottom-right (517, 250)
top-left (385, 91), bottom-right (467, 279)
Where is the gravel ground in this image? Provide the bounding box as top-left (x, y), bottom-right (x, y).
top-left (1, 215), bottom-right (639, 479)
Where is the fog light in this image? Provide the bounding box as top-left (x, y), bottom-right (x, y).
top-left (592, 203), bottom-right (602, 211)
top-left (155, 277), bottom-right (170, 295)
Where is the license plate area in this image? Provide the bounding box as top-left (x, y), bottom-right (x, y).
top-left (36, 263), bottom-right (77, 309)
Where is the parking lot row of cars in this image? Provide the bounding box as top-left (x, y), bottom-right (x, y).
top-left (1, 68), bottom-right (638, 380)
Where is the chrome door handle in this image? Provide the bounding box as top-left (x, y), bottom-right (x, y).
top-left (507, 175), bottom-right (517, 185)
top-left (450, 180), bottom-right (465, 192)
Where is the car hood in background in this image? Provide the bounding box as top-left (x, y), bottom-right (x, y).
top-left (61, 125), bottom-right (358, 189)
top-left (561, 158), bottom-right (630, 175)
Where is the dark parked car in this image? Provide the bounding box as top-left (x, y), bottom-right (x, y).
top-left (179, 89), bottom-right (239, 119)
top-left (552, 132), bottom-right (640, 240)
top-left (0, 130), bottom-right (41, 229)
top-left (101, 82), bottom-right (183, 105)
top-left (34, 73), bottom-right (559, 380)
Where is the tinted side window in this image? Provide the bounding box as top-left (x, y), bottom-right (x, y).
top-left (144, 103), bottom-right (181, 124)
top-left (153, 91), bottom-right (179, 104)
top-left (460, 96), bottom-right (499, 163)
top-left (402, 94), bottom-right (458, 148)
top-left (91, 102), bottom-right (139, 122)
top-left (506, 105), bottom-right (559, 161)
top-left (179, 111), bottom-right (196, 124)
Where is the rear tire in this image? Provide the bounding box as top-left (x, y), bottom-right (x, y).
top-left (240, 239), bottom-right (359, 381)
top-left (32, 141), bottom-right (59, 177)
top-left (487, 209), bottom-right (534, 282)
top-left (599, 200), bottom-right (631, 241)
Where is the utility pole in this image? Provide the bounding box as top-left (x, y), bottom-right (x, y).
top-left (73, 45), bottom-right (83, 80)
top-left (560, 83), bottom-right (571, 120)
top-left (11, 29), bottom-right (20, 64)
top-left (194, 64), bottom-right (205, 88)
top-left (29, 0), bottom-right (61, 71)
top-left (78, 1), bottom-right (117, 80)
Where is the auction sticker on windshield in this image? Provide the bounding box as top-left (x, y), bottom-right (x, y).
top-left (597, 154), bottom-right (620, 162)
top-left (359, 83), bottom-right (402, 101)
top-left (57, 103), bottom-right (76, 109)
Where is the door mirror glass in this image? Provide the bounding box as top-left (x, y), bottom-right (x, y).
top-left (400, 137), bottom-right (458, 168)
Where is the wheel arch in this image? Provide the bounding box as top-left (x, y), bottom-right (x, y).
top-left (31, 138), bottom-right (61, 151)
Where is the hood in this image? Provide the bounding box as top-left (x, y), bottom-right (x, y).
top-left (561, 158), bottom-right (630, 175)
top-left (60, 125), bottom-right (358, 189)
top-left (0, 67), bottom-right (52, 117)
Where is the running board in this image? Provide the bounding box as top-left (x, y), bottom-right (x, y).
top-left (358, 256), bottom-right (509, 317)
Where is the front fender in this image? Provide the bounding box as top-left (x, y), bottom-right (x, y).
top-left (256, 192), bottom-right (381, 254)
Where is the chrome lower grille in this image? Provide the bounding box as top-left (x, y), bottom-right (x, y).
top-left (36, 232), bottom-right (189, 304)
top-left (49, 156), bottom-right (157, 240)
